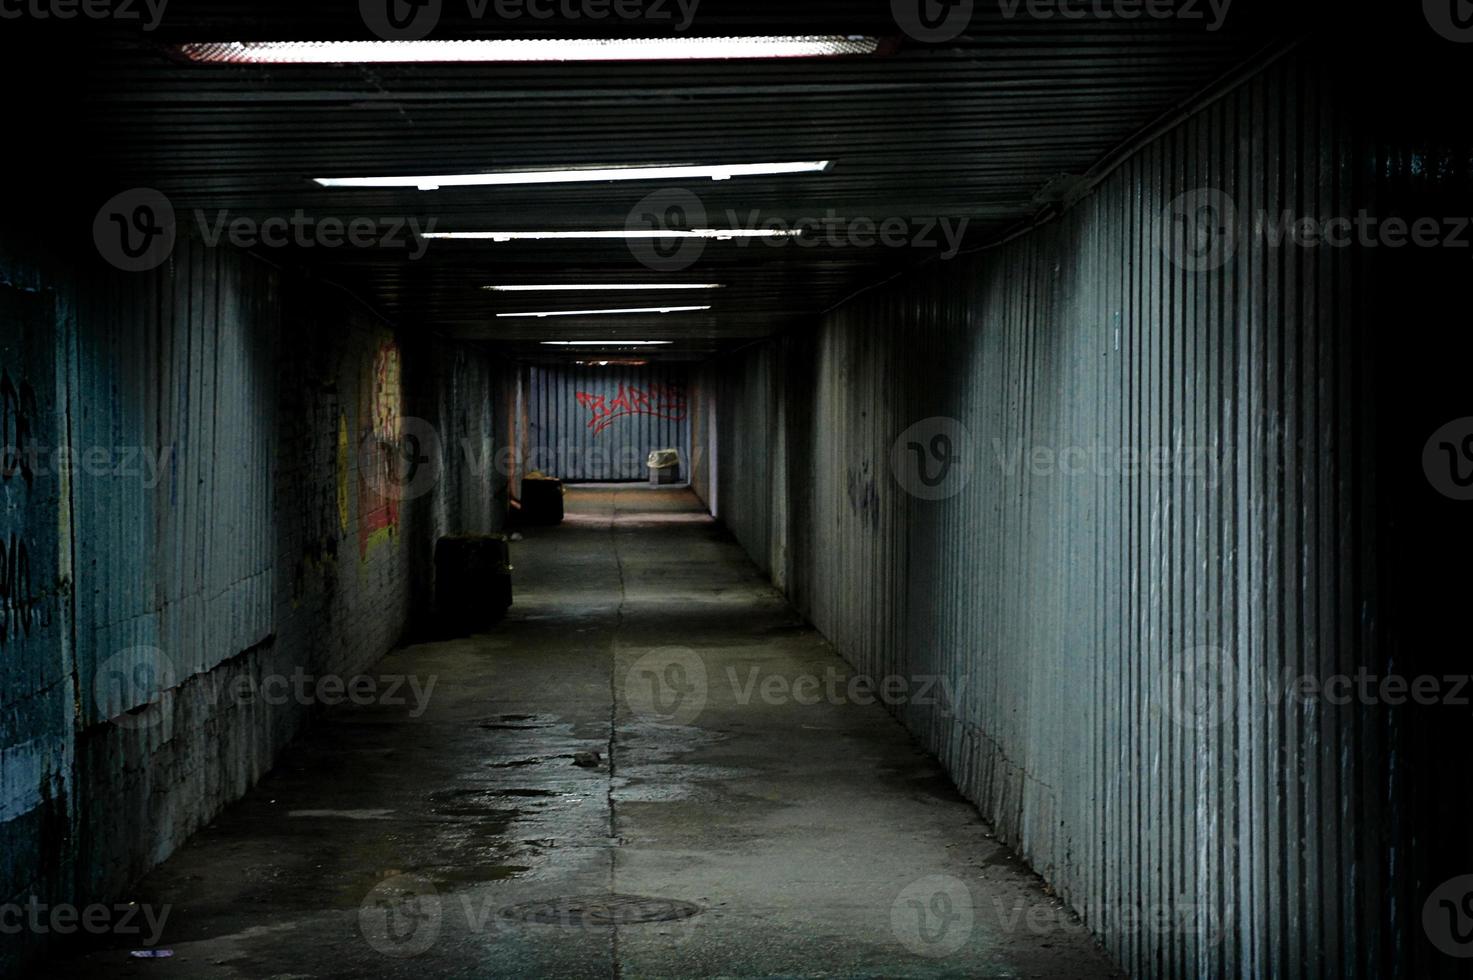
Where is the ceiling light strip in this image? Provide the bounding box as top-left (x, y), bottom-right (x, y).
top-left (498, 306), bottom-right (711, 318)
top-left (485, 284), bottom-right (724, 292)
top-left (177, 37), bottom-right (879, 65)
top-left (424, 230), bottom-right (799, 241)
top-left (318, 162), bottom-right (830, 190)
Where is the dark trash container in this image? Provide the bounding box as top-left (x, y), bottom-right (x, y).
top-left (521, 476), bottom-right (565, 525)
top-left (435, 534), bottom-right (513, 634)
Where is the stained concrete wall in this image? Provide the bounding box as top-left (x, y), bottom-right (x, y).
top-left (0, 229), bottom-right (508, 973)
top-left (708, 42), bottom-right (1469, 980)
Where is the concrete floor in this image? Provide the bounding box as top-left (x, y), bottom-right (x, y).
top-left (49, 487), bottom-right (1120, 979)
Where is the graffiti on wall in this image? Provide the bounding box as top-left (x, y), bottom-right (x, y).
top-left (0, 358), bottom-right (49, 644)
top-left (337, 413), bottom-right (351, 533)
top-left (0, 532), bottom-right (45, 645)
top-left (357, 340), bottom-right (403, 558)
top-left (1, 369), bottom-right (38, 485)
top-left (575, 383), bottom-right (687, 436)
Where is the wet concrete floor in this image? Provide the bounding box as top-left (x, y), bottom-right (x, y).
top-left (50, 487), bottom-right (1120, 979)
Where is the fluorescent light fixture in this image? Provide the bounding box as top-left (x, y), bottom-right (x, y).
top-left (317, 162), bottom-right (831, 190)
top-left (485, 283), bottom-right (724, 292)
top-left (500, 306), bottom-right (711, 318)
top-left (424, 229), bottom-right (800, 242)
top-left (541, 341), bottom-right (674, 346)
top-left (177, 37), bottom-right (879, 65)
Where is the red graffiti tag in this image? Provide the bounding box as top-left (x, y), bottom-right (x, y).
top-left (575, 383), bottom-right (687, 436)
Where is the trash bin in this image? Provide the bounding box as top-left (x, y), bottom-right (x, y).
top-left (435, 534), bottom-right (513, 635)
top-left (520, 474), bottom-right (565, 525)
top-left (648, 449), bottom-right (681, 486)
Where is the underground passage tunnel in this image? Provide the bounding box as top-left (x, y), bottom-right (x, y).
top-left (2, 2), bottom-right (1471, 978)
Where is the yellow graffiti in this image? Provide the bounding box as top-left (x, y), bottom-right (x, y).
top-left (337, 412), bottom-right (350, 533)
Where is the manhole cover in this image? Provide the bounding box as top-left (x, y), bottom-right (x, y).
top-left (500, 894), bottom-right (702, 926)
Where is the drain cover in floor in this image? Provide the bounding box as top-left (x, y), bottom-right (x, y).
top-left (500, 893), bottom-right (702, 926)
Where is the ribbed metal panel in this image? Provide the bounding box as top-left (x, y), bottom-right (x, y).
top-left (711, 45), bottom-right (1445, 980)
top-left (0, 271), bottom-right (76, 972)
top-left (526, 365), bottom-right (691, 482)
top-left (72, 237), bottom-right (277, 725)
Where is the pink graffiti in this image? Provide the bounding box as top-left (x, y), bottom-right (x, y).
top-left (575, 383), bottom-right (687, 436)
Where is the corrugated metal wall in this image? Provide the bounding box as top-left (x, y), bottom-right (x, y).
top-left (0, 276), bottom-right (75, 974)
top-left (1, 225), bottom-right (516, 974)
top-left (712, 44), bottom-right (1458, 979)
top-left (525, 365), bottom-right (691, 482)
top-left (73, 238), bottom-right (277, 726)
